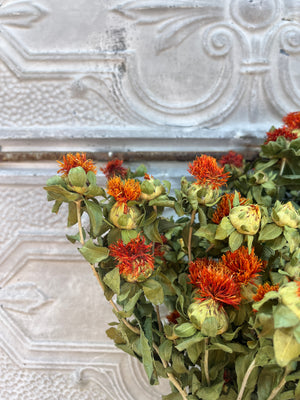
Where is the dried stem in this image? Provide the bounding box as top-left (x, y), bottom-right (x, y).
top-left (188, 209), bottom-right (196, 263)
top-left (279, 158), bottom-right (286, 176)
top-left (75, 200), bottom-right (187, 399)
top-left (236, 358), bottom-right (256, 400)
top-left (153, 343), bottom-right (188, 400)
top-left (156, 305), bottom-right (163, 333)
top-left (266, 367), bottom-right (289, 400)
top-left (204, 338), bottom-right (210, 386)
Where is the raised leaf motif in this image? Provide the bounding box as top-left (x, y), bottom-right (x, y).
top-left (115, 1), bottom-right (223, 52)
top-left (0, 1), bottom-right (47, 28)
top-left (0, 282), bottom-right (51, 313)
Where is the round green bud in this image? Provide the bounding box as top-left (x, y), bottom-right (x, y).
top-left (187, 299), bottom-right (229, 335)
top-left (229, 204), bottom-right (261, 235)
top-left (109, 202), bottom-right (141, 230)
top-left (188, 183), bottom-right (219, 206)
top-left (272, 201), bottom-right (300, 229)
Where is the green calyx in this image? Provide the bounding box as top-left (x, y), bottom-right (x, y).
top-left (109, 202), bottom-right (141, 230)
top-left (229, 204), bottom-right (261, 235)
top-left (272, 201), bottom-right (300, 229)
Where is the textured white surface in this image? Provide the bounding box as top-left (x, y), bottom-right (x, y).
top-left (0, 0), bottom-right (300, 399)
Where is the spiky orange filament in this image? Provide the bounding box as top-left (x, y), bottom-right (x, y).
top-left (57, 153), bottom-right (97, 176)
top-left (220, 247), bottom-right (266, 286)
top-left (189, 258), bottom-right (218, 286)
top-left (219, 151), bottom-right (244, 168)
top-left (212, 192), bottom-right (248, 224)
top-left (100, 159), bottom-right (128, 180)
top-left (107, 176), bottom-right (141, 204)
top-left (109, 235), bottom-right (155, 280)
top-left (188, 155), bottom-right (230, 189)
top-left (253, 282), bottom-right (279, 302)
top-left (189, 260), bottom-right (241, 308)
top-left (283, 111), bottom-right (300, 130)
top-left (264, 127), bottom-right (297, 144)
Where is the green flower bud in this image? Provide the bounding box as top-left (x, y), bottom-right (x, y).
top-left (188, 183), bottom-right (219, 206)
top-left (67, 166), bottom-right (88, 194)
top-left (187, 299), bottom-right (229, 335)
top-left (272, 201), bottom-right (300, 229)
top-left (122, 260), bottom-right (153, 283)
top-left (109, 202), bottom-right (141, 230)
top-left (280, 282), bottom-right (300, 320)
top-left (140, 177), bottom-right (165, 201)
top-left (285, 262), bottom-right (300, 279)
top-left (229, 204), bottom-right (261, 235)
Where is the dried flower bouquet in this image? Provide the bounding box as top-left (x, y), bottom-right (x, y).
top-left (45, 112), bottom-right (300, 400)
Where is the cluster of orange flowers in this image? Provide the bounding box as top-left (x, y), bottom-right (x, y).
top-left (109, 235), bottom-right (155, 280)
top-left (57, 153), bottom-right (97, 176)
top-left (107, 176), bottom-right (141, 205)
top-left (188, 155), bottom-right (230, 189)
top-left (189, 247), bottom-right (269, 308)
top-left (265, 111), bottom-right (300, 144)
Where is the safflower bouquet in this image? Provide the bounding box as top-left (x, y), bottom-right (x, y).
top-left (44, 112), bottom-right (300, 400)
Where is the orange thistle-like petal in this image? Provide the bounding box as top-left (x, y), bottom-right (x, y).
top-left (109, 235), bottom-right (155, 280)
top-left (253, 282), bottom-right (279, 303)
top-left (283, 111), bottom-right (300, 130)
top-left (264, 127), bottom-right (297, 144)
top-left (219, 151), bottom-right (244, 168)
top-left (154, 235), bottom-right (168, 258)
top-left (212, 192), bottom-right (248, 224)
top-left (100, 159), bottom-right (128, 180)
top-left (57, 153), bottom-right (97, 176)
top-left (189, 257), bottom-right (218, 286)
top-left (220, 247), bottom-right (266, 286)
top-left (107, 176), bottom-right (141, 204)
top-left (166, 310), bottom-right (180, 324)
top-left (189, 261), bottom-right (241, 308)
top-left (188, 155), bottom-right (230, 189)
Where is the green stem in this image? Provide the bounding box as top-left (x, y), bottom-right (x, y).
top-left (266, 367), bottom-right (289, 400)
top-left (204, 338), bottom-right (210, 386)
top-left (75, 200), bottom-right (187, 399)
top-left (236, 359), bottom-right (256, 400)
top-left (188, 209), bottom-right (196, 263)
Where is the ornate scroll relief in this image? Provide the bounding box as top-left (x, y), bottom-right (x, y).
top-left (115, 0), bottom-right (300, 127)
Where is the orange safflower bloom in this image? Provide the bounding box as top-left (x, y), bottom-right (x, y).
top-left (189, 258), bottom-right (218, 286)
top-left (219, 151), bottom-right (244, 168)
top-left (188, 155), bottom-right (230, 189)
top-left (190, 261), bottom-right (241, 308)
top-left (109, 235), bottom-right (155, 280)
top-left (166, 310), bottom-right (180, 324)
top-left (107, 176), bottom-right (141, 204)
top-left (253, 282), bottom-right (279, 302)
top-left (57, 153), bottom-right (97, 176)
top-left (100, 159), bottom-right (128, 180)
top-left (283, 111), bottom-right (300, 130)
top-left (212, 192), bottom-right (248, 224)
top-left (220, 247), bottom-right (266, 286)
top-left (264, 127), bottom-right (297, 144)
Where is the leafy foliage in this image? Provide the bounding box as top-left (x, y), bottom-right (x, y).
top-left (45, 115), bottom-right (300, 400)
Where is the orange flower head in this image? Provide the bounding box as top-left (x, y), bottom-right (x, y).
top-left (190, 262), bottom-right (241, 308)
top-left (189, 258), bottom-right (218, 286)
top-left (253, 282), bottom-right (279, 303)
top-left (220, 247), bottom-right (266, 286)
top-left (107, 176), bottom-right (141, 204)
top-left (57, 153), bottom-right (97, 176)
top-left (100, 159), bottom-right (128, 180)
top-left (188, 155), bottom-right (230, 189)
top-left (166, 310), bottom-right (180, 324)
top-left (283, 111), bottom-right (300, 130)
top-left (264, 127), bottom-right (297, 144)
top-left (212, 192), bottom-right (248, 224)
top-left (219, 151), bottom-right (244, 168)
top-left (109, 235), bottom-right (155, 282)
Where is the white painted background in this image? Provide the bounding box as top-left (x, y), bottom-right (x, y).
top-left (0, 1), bottom-right (300, 398)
